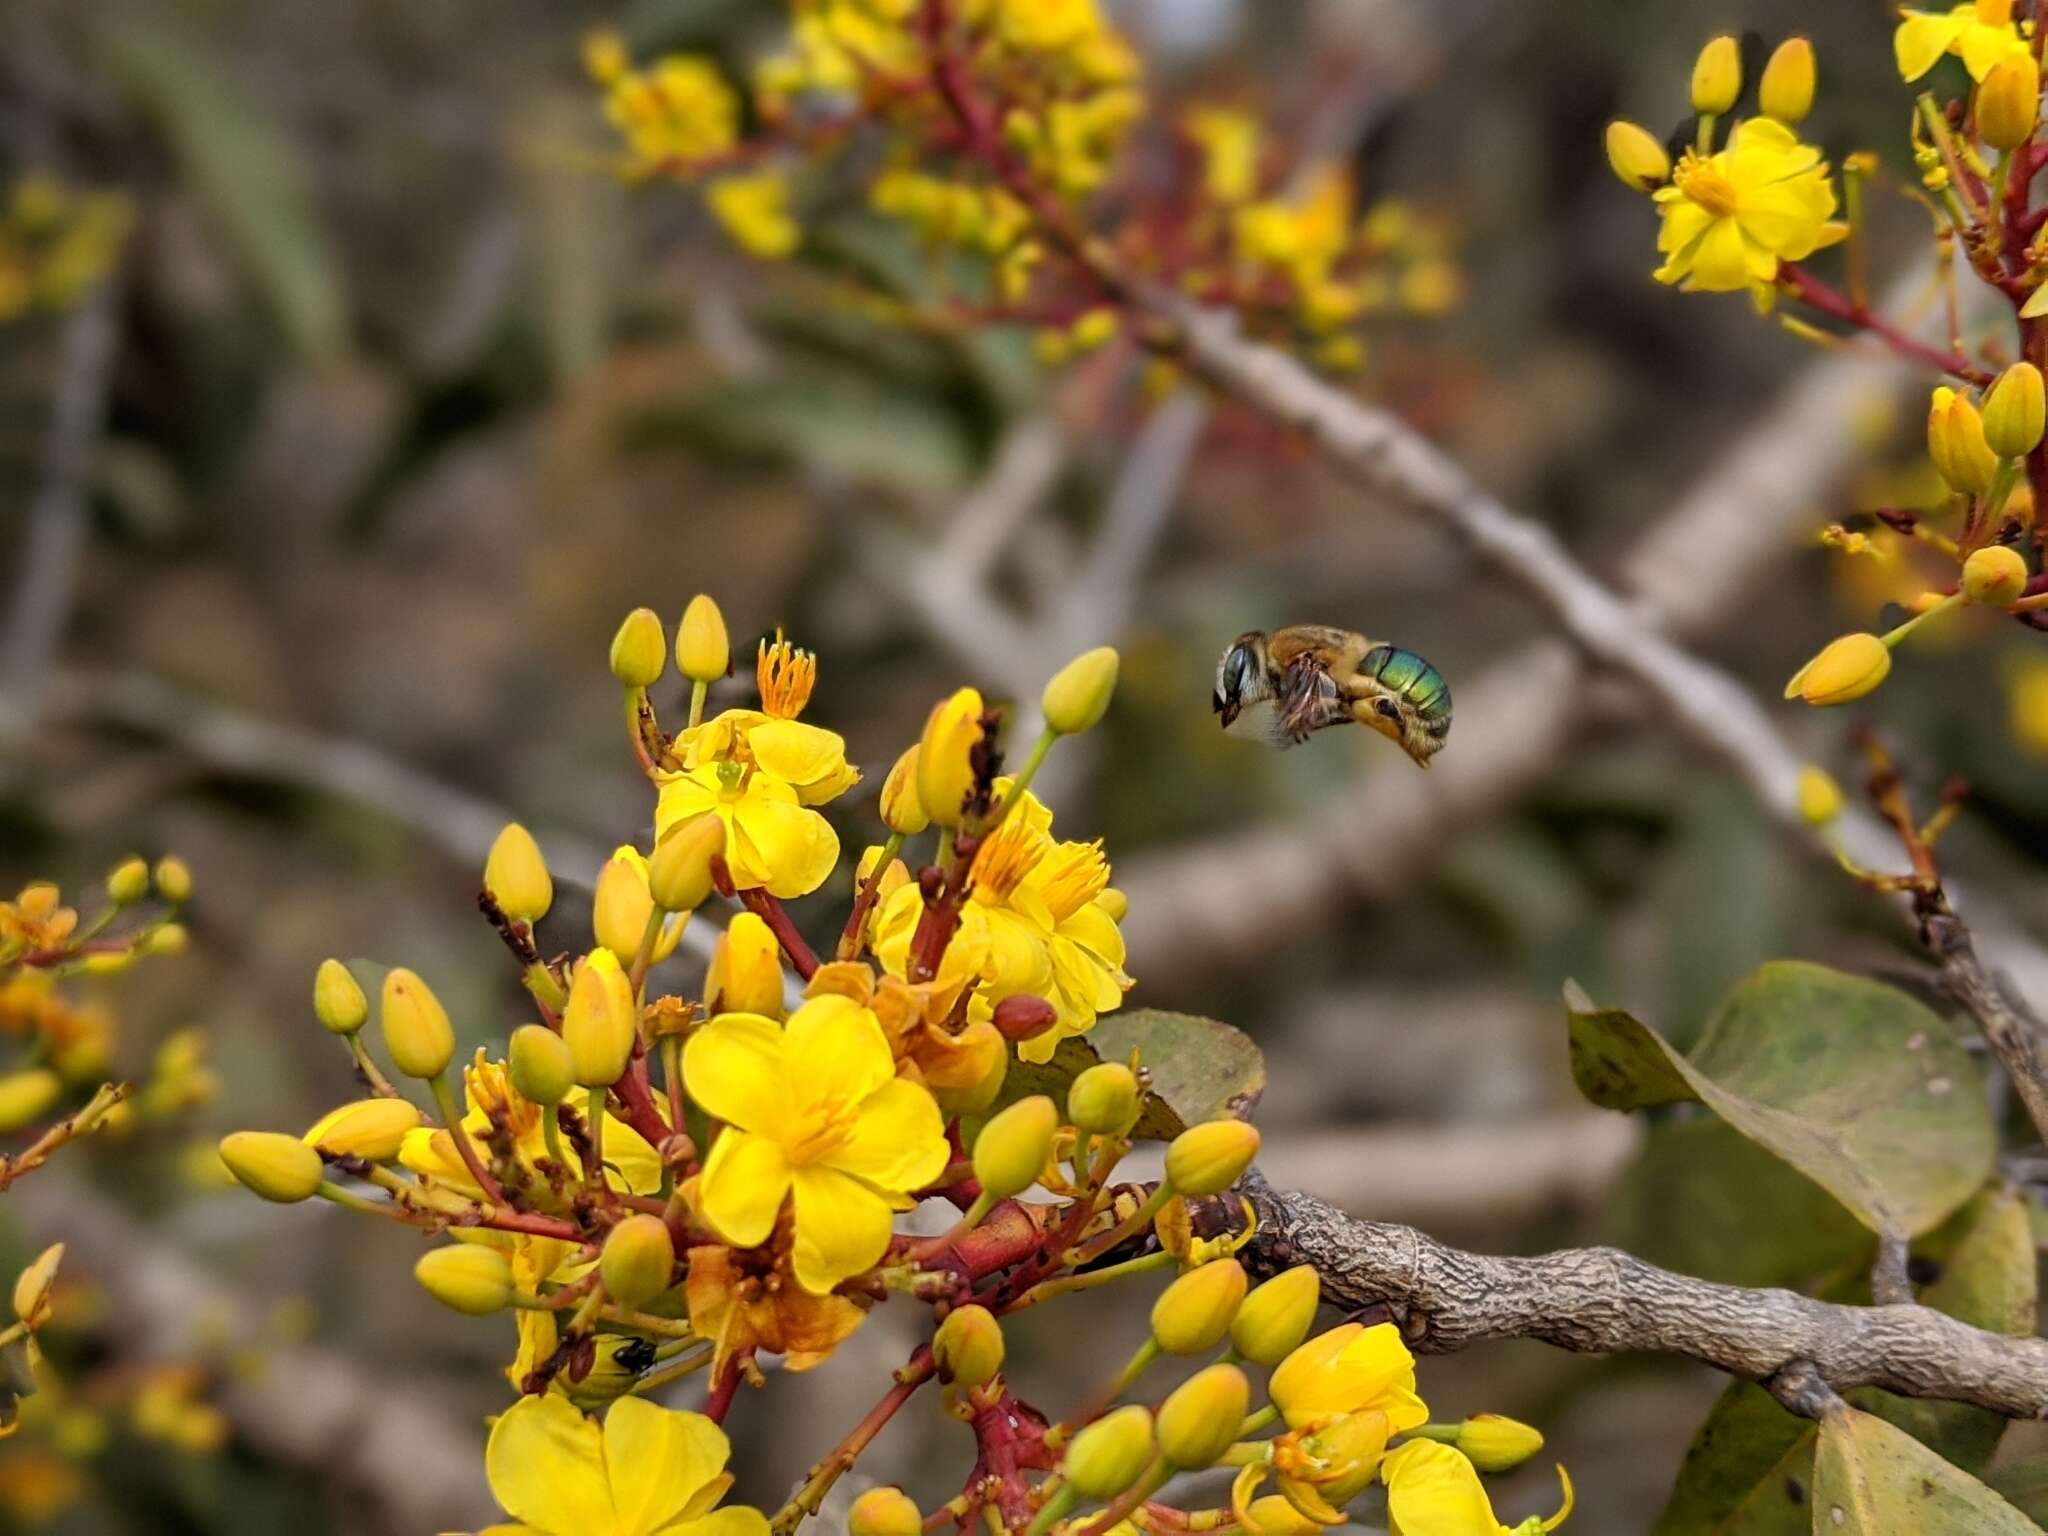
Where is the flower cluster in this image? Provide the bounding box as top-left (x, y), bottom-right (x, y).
top-left (215, 594), bottom-right (1561, 1534)
top-left (0, 178), bottom-right (129, 322)
top-left (580, 1), bottom-right (1458, 375)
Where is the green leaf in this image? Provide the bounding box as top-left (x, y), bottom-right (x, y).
top-left (1986, 1456), bottom-right (2048, 1524)
top-left (98, 21), bottom-right (348, 360)
top-left (1567, 962), bottom-right (1993, 1247)
top-left (997, 1009), bottom-right (1264, 1141)
top-left (1653, 1380), bottom-right (1815, 1535)
top-left (1811, 1406), bottom-right (2037, 1534)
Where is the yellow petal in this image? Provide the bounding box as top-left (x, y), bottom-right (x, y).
top-left (1379, 1439), bottom-right (1501, 1532)
top-left (790, 1164), bottom-right (894, 1293)
top-left (662, 1509), bottom-right (772, 1536)
top-left (733, 796), bottom-right (840, 899)
top-left (1687, 217), bottom-right (1754, 292)
top-left (683, 1014), bottom-right (789, 1133)
top-left (600, 1113), bottom-right (668, 1196)
top-left (1894, 12), bottom-right (1965, 79)
top-left (602, 1398), bottom-right (730, 1536)
top-left (829, 1077), bottom-right (948, 1190)
top-left (785, 995), bottom-right (894, 1108)
top-left (486, 1393), bottom-right (615, 1533)
top-left (698, 1129), bottom-right (792, 1249)
top-left (748, 720), bottom-right (857, 801)
top-left (1961, 20), bottom-right (2026, 78)
top-left (655, 770), bottom-right (721, 842)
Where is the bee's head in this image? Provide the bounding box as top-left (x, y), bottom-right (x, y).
top-left (1212, 632), bottom-right (1271, 725)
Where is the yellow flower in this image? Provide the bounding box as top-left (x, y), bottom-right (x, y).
top-left (1379, 1439), bottom-right (1573, 1536)
top-left (1269, 1322), bottom-right (1430, 1433)
top-left (683, 994), bottom-right (948, 1293)
top-left (1185, 109), bottom-right (1260, 203)
top-left (1652, 118), bottom-right (1842, 292)
top-left (1895, 1), bottom-right (2028, 83)
top-left (684, 1240), bottom-right (867, 1379)
top-left (998, 0), bottom-right (1107, 54)
top-left (483, 1392), bottom-right (768, 1536)
top-left (2011, 655), bottom-right (2048, 756)
top-left (707, 171), bottom-right (800, 258)
top-left (601, 57), bottom-right (741, 175)
top-left (655, 761), bottom-right (839, 899)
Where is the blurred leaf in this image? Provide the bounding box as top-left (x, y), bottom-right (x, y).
top-left (1811, 1407), bottom-right (2037, 1533)
top-left (1656, 781), bottom-right (1783, 1052)
top-left (1567, 962), bottom-right (1993, 1246)
top-left (998, 1009), bottom-right (1264, 1140)
top-left (1653, 1382), bottom-right (1812, 1535)
top-left (99, 21), bottom-right (348, 361)
top-left (1987, 1457), bottom-right (2048, 1522)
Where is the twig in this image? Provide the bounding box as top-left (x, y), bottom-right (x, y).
top-left (0, 1082), bottom-right (128, 1190)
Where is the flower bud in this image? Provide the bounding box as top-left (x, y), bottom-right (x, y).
top-left (600, 1213), bottom-right (677, 1309)
top-left (1067, 1062), bottom-right (1140, 1136)
top-left (705, 912), bottom-right (784, 1016)
top-left (153, 856), bottom-right (192, 904)
top-left (933, 1303), bottom-right (1005, 1387)
top-left (0, 1070), bottom-right (61, 1133)
top-left (1783, 633), bottom-right (1891, 707)
top-left (303, 1097), bottom-right (423, 1162)
top-left (1456, 1413), bottom-right (1545, 1473)
top-left (1241, 1495), bottom-right (1322, 1536)
top-left (1164, 1119), bottom-right (1260, 1197)
top-left (879, 746), bottom-right (930, 836)
top-left (1064, 1405), bottom-right (1156, 1499)
top-left (1097, 887), bottom-right (1128, 922)
top-left (484, 823), bottom-right (553, 923)
top-left (1151, 1258), bottom-right (1248, 1354)
top-left (610, 607), bottom-right (666, 688)
top-left (13, 1244), bottom-right (62, 1328)
top-left (509, 1023), bottom-right (577, 1107)
top-left (593, 851), bottom-right (657, 963)
top-left (106, 857), bottom-right (149, 906)
top-left (381, 967), bottom-right (456, 1080)
top-left (1604, 121), bottom-right (1670, 191)
top-left (1301, 1411), bottom-right (1390, 1505)
top-left (1155, 1363), bottom-right (1249, 1470)
top-left (917, 687), bottom-right (986, 829)
top-left (1691, 34), bottom-right (1741, 115)
top-left (1929, 387), bottom-right (1999, 495)
top-left (848, 1487), bottom-right (922, 1536)
top-left (972, 1095), bottom-right (1058, 1198)
top-left (1042, 646), bottom-right (1119, 736)
top-left (991, 993), bottom-right (1057, 1043)
top-left (219, 1131), bottom-right (325, 1203)
top-left (1965, 544), bottom-right (2030, 605)
top-left (648, 814), bottom-right (724, 913)
top-left (1795, 766), bottom-right (1844, 827)
top-left (1984, 362), bottom-right (2046, 458)
top-left (1759, 38), bottom-right (1816, 124)
top-left (677, 594), bottom-right (730, 684)
top-left (314, 958), bottom-right (368, 1035)
top-left (414, 1243), bottom-right (514, 1315)
top-left (1230, 1265), bottom-right (1321, 1365)
top-left (147, 923), bottom-right (188, 956)
top-left (563, 949), bottom-right (638, 1088)
top-left (1979, 50), bottom-right (2040, 151)
top-left (928, 1023), bottom-right (1009, 1120)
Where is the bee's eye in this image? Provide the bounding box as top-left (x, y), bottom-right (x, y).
top-left (1224, 646), bottom-right (1253, 693)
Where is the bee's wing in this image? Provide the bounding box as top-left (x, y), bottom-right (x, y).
top-left (1276, 657), bottom-right (1345, 746)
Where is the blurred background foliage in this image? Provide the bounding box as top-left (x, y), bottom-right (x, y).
top-left (3, 0), bottom-right (2047, 1530)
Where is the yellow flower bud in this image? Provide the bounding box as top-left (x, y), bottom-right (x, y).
top-left (1241, 1495), bottom-right (1323, 1536)
top-left (302, 1097), bottom-right (423, 1162)
top-left (1164, 1119), bottom-right (1260, 1197)
top-left (1155, 1363), bottom-right (1249, 1470)
top-left (508, 1024), bottom-right (577, 1107)
top-left (106, 857), bottom-right (149, 906)
top-left (147, 923), bottom-right (188, 956)
top-left (705, 912), bottom-right (784, 1016)
top-left (1978, 50), bottom-right (2040, 151)
top-left (1042, 645), bottom-right (1120, 736)
top-left (563, 949), bottom-right (638, 1088)
top-left (1604, 120), bottom-right (1671, 191)
top-left (1983, 362), bottom-right (2046, 458)
top-left (677, 594), bottom-right (731, 684)
top-left (1964, 543), bottom-right (2030, 605)
top-left (1456, 1413), bottom-right (1545, 1473)
top-left (648, 814), bottom-right (724, 913)
top-left (848, 1487), bottom-right (922, 1536)
top-left (973, 1095), bottom-right (1058, 1198)
top-left (12, 1244), bottom-right (62, 1329)
top-left (414, 1243), bottom-right (514, 1315)
top-left (880, 746), bottom-right (931, 836)
top-left (1067, 1062), bottom-right (1140, 1136)
top-left (1759, 37), bottom-right (1816, 124)
top-left (1795, 766), bottom-right (1844, 827)
top-left (219, 1131), bottom-right (325, 1203)
top-left (1230, 1264), bottom-right (1322, 1365)
top-left (1691, 34), bottom-right (1741, 116)
top-left (933, 1302), bottom-right (1006, 1387)
top-left (610, 607), bottom-right (667, 688)
top-left (1152, 1258), bottom-right (1248, 1355)
top-left (0, 1070), bottom-right (61, 1133)
top-left (600, 1213), bottom-right (677, 1309)
top-left (593, 851), bottom-right (657, 963)
top-left (380, 967), bottom-right (456, 1080)
top-left (1783, 633), bottom-right (1892, 707)
top-left (1064, 1405), bottom-right (1156, 1499)
top-left (314, 958), bottom-right (368, 1035)
top-left (1929, 386), bottom-right (1999, 495)
top-left (484, 822), bottom-right (553, 923)
top-left (928, 1022), bottom-right (1009, 1120)
top-left (917, 687), bottom-right (986, 829)
top-left (1097, 887), bottom-right (1128, 922)
top-left (153, 856), bottom-right (192, 904)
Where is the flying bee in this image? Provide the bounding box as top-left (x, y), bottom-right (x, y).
top-left (1213, 624), bottom-right (1451, 768)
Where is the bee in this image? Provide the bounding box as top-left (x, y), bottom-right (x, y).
top-left (1212, 624), bottom-right (1451, 768)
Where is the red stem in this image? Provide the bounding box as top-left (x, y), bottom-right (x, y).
top-left (609, 1061), bottom-right (673, 1149)
top-left (738, 888), bottom-right (820, 979)
top-left (705, 1352), bottom-right (749, 1424)
top-left (1779, 264), bottom-right (1992, 384)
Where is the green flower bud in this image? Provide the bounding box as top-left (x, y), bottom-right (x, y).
top-left (1063, 1405), bottom-right (1156, 1499)
top-left (677, 594), bottom-right (730, 684)
top-left (848, 1487), bottom-right (922, 1536)
top-left (146, 923), bottom-right (187, 956)
top-left (563, 949), bottom-right (637, 1088)
top-left (508, 1024), bottom-right (576, 1108)
top-left (1042, 646), bottom-right (1119, 736)
top-left (1456, 1413), bottom-right (1545, 1473)
top-left (1151, 1258), bottom-right (1247, 1355)
top-left (485, 823), bottom-right (553, 923)
top-left (152, 856), bottom-right (192, 904)
top-left (933, 1303), bottom-right (1005, 1387)
top-left (106, 857), bottom-right (149, 906)
top-left (219, 1131), bottom-right (325, 1203)
top-left (314, 958), bottom-right (368, 1035)
top-left (1964, 544), bottom-right (2030, 605)
top-left (1067, 1062), bottom-right (1140, 1136)
top-left (1164, 1119), bottom-right (1260, 1197)
top-left (0, 1070), bottom-right (61, 1134)
top-left (648, 814), bottom-right (724, 913)
top-left (414, 1243), bottom-right (514, 1315)
top-left (600, 1213), bottom-right (676, 1309)
top-left (303, 1097), bottom-right (423, 1162)
top-left (1230, 1265), bottom-right (1322, 1365)
top-left (610, 607), bottom-right (667, 688)
top-left (972, 1095), bottom-right (1057, 1199)
top-left (1984, 362), bottom-right (2046, 458)
top-left (1691, 34), bottom-right (1741, 116)
top-left (1154, 1363), bottom-right (1249, 1470)
top-left (380, 967), bottom-right (456, 1081)
top-left (1758, 37), bottom-right (1815, 124)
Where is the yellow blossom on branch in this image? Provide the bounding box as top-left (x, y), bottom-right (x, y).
top-left (1379, 1438), bottom-right (1573, 1536)
top-left (398, 1052), bottom-right (664, 1196)
top-left (655, 763), bottom-right (840, 898)
top-left (1652, 118), bottom-right (1843, 292)
top-left (707, 171), bottom-right (802, 259)
top-left (1894, 1), bottom-right (2029, 82)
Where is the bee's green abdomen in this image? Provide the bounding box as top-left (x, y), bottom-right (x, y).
top-left (1363, 645), bottom-right (1451, 730)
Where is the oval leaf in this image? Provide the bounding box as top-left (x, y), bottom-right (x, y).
top-left (1812, 1406), bottom-right (2037, 1534)
top-left (997, 1009), bottom-right (1264, 1141)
